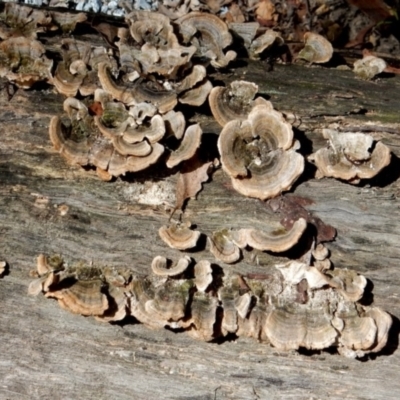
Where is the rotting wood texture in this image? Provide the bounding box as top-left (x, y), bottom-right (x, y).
top-left (1, 7), bottom-right (400, 400)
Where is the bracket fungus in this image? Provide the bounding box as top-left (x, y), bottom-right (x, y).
top-left (166, 123), bottom-right (202, 168)
top-left (49, 97), bottom-right (165, 179)
top-left (176, 12), bottom-right (236, 68)
top-left (29, 255), bottom-right (131, 321)
top-left (194, 260), bottom-right (213, 292)
top-left (158, 221), bottom-right (201, 250)
top-left (151, 255), bottom-right (191, 276)
top-left (232, 218), bottom-right (307, 253)
top-left (218, 101), bottom-right (304, 200)
top-left (0, 37), bottom-right (52, 88)
top-left (249, 29), bottom-right (284, 59)
top-left (29, 254), bottom-right (392, 357)
top-left (208, 229), bottom-right (241, 264)
top-left (353, 55), bottom-right (387, 80)
top-left (309, 129), bottom-right (391, 183)
top-left (0, 3), bottom-right (54, 39)
top-left (209, 80), bottom-right (265, 127)
top-left (298, 32), bottom-right (333, 64)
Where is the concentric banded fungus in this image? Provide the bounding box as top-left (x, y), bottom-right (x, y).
top-left (129, 279), bottom-right (167, 329)
top-left (228, 22), bottom-right (259, 48)
top-left (208, 229), bottom-right (241, 263)
top-left (98, 62), bottom-right (178, 113)
top-left (337, 304), bottom-right (379, 357)
top-left (218, 102), bottom-right (304, 199)
top-left (233, 218), bottom-right (307, 253)
top-left (0, 37), bottom-right (52, 88)
top-left (0, 3), bottom-right (53, 39)
top-left (126, 10), bottom-right (174, 47)
top-left (50, 11), bottom-right (87, 33)
top-left (52, 39), bottom-right (90, 97)
top-left (0, 261), bottom-right (5, 276)
top-left (166, 124), bottom-right (202, 168)
top-left (145, 280), bottom-right (192, 323)
top-left (50, 97), bottom-right (164, 178)
top-left (46, 279), bottom-right (109, 316)
top-left (298, 32), bottom-right (333, 64)
top-left (158, 222), bottom-right (201, 250)
top-left (163, 110), bottom-right (185, 139)
top-left (29, 254), bottom-right (392, 357)
top-left (365, 307), bottom-right (392, 353)
top-left (237, 303), bottom-right (269, 341)
top-left (176, 12), bottom-right (237, 68)
top-left (151, 255), bottom-right (191, 276)
top-left (249, 30), bottom-right (284, 59)
top-left (209, 80), bottom-right (260, 127)
top-left (218, 276), bottom-right (248, 335)
top-left (185, 291), bottom-right (218, 341)
top-left (194, 260), bottom-right (213, 292)
top-left (310, 129), bottom-right (391, 183)
top-left (354, 55), bottom-right (387, 80)
top-left (264, 303), bottom-right (338, 350)
top-left (328, 269), bottom-right (367, 302)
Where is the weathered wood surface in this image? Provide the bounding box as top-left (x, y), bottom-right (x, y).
top-left (1, 59), bottom-right (400, 400)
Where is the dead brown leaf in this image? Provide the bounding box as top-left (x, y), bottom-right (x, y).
top-left (256, 0), bottom-right (276, 22)
top-left (346, 0), bottom-right (392, 23)
top-left (175, 153), bottom-right (213, 211)
top-left (88, 101), bottom-right (103, 116)
top-left (91, 22), bottom-right (119, 47)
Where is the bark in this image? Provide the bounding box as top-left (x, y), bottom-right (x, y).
top-left (1, 40), bottom-right (400, 399)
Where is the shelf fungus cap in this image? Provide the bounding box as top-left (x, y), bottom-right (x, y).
top-left (249, 30), bottom-right (284, 59)
top-left (151, 255), bottom-right (191, 276)
top-left (145, 280), bottom-right (192, 322)
top-left (337, 305), bottom-right (378, 356)
top-left (218, 102), bottom-right (305, 200)
top-left (49, 116), bottom-right (91, 166)
top-left (45, 279), bottom-right (109, 316)
top-left (208, 229), bottom-right (241, 264)
top-left (176, 12), bottom-right (236, 68)
top-left (310, 129), bottom-right (391, 182)
top-left (328, 269), bottom-right (367, 302)
top-left (264, 304), bottom-right (338, 350)
top-left (186, 291), bottom-right (218, 341)
top-left (298, 32), bottom-right (333, 64)
top-left (228, 22), bottom-right (260, 48)
top-left (163, 110), bottom-right (186, 140)
top-left (364, 307), bottom-right (392, 353)
top-left (209, 80), bottom-right (260, 127)
top-left (123, 115), bottom-right (165, 144)
top-left (0, 37), bottom-right (53, 88)
top-left (126, 11), bottom-right (173, 47)
top-left (98, 62), bottom-right (178, 112)
top-left (107, 142), bottom-right (165, 177)
top-left (166, 123), bottom-right (202, 168)
top-left (194, 260), bottom-right (213, 292)
top-left (354, 55), bottom-right (387, 80)
top-left (234, 218), bottom-right (307, 253)
top-left (158, 221), bottom-right (201, 250)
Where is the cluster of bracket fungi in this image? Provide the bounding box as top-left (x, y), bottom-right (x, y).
top-left (0, 3), bottom-right (394, 357)
top-left (30, 252), bottom-right (391, 358)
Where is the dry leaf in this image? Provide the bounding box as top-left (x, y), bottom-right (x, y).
top-left (256, 0), bottom-right (276, 23)
top-left (91, 21), bottom-right (119, 47)
top-left (88, 102), bottom-right (103, 116)
top-left (175, 153), bottom-right (213, 211)
top-left (346, 0), bottom-right (392, 23)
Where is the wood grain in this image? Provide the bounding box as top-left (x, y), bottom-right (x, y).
top-left (1, 57), bottom-right (400, 399)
